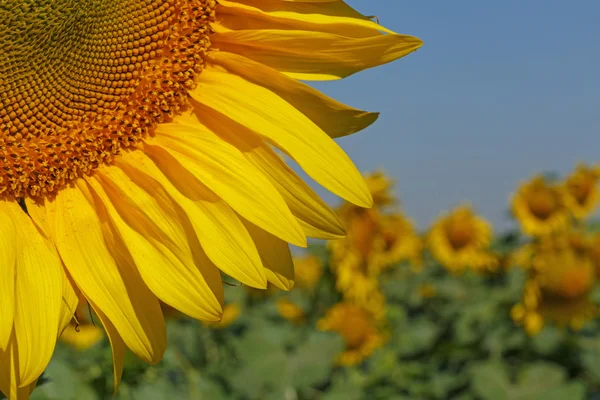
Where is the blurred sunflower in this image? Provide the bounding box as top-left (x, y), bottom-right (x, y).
top-left (0, 1), bottom-right (422, 397)
top-left (317, 302), bottom-right (384, 366)
top-left (59, 295), bottom-right (104, 352)
top-left (562, 164), bottom-right (600, 220)
top-left (512, 232), bottom-right (598, 334)
top-left (330, 205), bottom-right (420, 316)
top-left (277, 299), bottom-right (305, 325)
top-left (363, 170), bottom-right (397, 208)
top-left (590, 234), bottom-right (600, 277)
top-left (511, 175), bottom-right (570, 236)
top-left (293, 255), bottom-right (324, 290)
top-left (204, 303), bottom-right (241, 329)
top-left (427, 205), bottom-right (498, 273)
top-left (330, 172), bottom-right (421, 273)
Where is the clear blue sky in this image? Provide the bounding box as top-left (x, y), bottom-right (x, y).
top-left (306, 0), bottom-right (600, 232)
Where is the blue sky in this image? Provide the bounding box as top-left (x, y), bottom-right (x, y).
top-left (306, 1), bottom-right (600, 232)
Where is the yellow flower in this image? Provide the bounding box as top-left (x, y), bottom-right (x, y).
top-left (511, 175), bottom-right (570, 236)
top-left (330, 210), bottom-right (419, 314)
top-left (370, 213), bottom-right (424, 273)
top-left (329, 172), bottom-right (421, 314)
top-left (0, 1), bottom-right (421, 396)
top-left (562, 164), bottom-right (600, 220)
top-left (293, 255), bottom-right (324, 290)
top-left (427, 205), bottom-right (498, 273)
top-left (318, 303), bottom-right (384, 366)
top-left (204, 304), bottom-right (241, 329)
top-left (589, 234), bottom-right (600, 278)
top-left (512, 232), bottom-right (598, 334)
top-left (277, 299), bottom-right (305, 324)
top-left (365, 170), bottom-right (397, 208)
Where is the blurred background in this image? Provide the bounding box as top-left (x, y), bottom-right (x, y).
top-left (31, 1), bottom-right (600, 399)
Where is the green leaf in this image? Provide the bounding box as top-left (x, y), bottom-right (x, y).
top-left (471, 362), bottom-right (511, 400)
top-left (287, 332), bottom-right (343, 388)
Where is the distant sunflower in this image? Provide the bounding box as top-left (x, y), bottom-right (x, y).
top-left (317, 302), bottom-right (384, 366)
top-left (562, 164), bottom-right (600, 220)
top-left (364, 170), bottom-right (397, 208)
top-left (427, 205), bottom-right (498, 273)
top-left (511, 175), bottom-right (570, 236)
top-left (204, 303), bottom-right (241, 329)
top-left (0, 1), bottom-right (422, 397)
top-left (276, 299), bottom-right (305, 325)
top-left (292, 255), bottom-right (324, 290)
top-left (329, 210), bottom-right (419, 315)
top-left (512, 232), bottom-right (598, 334)
top-left (59, 294), bottom-right (104, 351)
top-left (329, 172), bottom-right (420, 314)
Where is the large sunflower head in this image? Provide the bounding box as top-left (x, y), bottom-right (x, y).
top-left (427, 205), bottom-right (498, 273)
top-left (0, 1), bottom-right (422, 396)
top-left (511, 175), bottom-right (571, 236)
top-left (562, 163), bottom-right (600, 220)
top-left (317, 302), bottom-right (384, 366)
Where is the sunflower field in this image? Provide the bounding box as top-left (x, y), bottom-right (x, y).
top-left (20, 164), bottom-right (600, 400)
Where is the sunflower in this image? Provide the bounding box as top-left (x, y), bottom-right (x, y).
top-left (562, 164), bottom-right (600, 220)
top-left (511, 175), bottom-right (570, 236)
top-left (0, 1), bottom-right (421, 397)
top-left (364, 170), bottom-right (396, 208)
top-left (59, 295), bottom-right (104, 351)
top-left (512, 232), bottom-right (599, 334)
top-left (317, 302), bottom-right (384, 366)
top-left (292, 255), bottom-right (323, 290)
top-left (276, 299), bottom-right (305, 325)
top-left (427, 205), bottom-right (498, 273)
top-left (204, 303), bottom-right (241, 329)
top-left (329, 210), bottom-right (419, 317)
top-left (329, 171), bottom-right (421, 275)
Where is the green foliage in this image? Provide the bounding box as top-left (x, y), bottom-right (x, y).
top-left (21, 238), bottom-right (600, 399)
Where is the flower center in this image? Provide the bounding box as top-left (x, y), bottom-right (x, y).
top-left (569, 181), bottom-right (593, 205)
top-left (0, 0), bottom-right (214, 198)
top-left (340, 312), bottom-right (371, 349)
top-left (543, 255), bottom-right (595, 299)
top-left (527, 189), bottom-right (558, 220)
top-left (446, 219), bottom-right (474, 250)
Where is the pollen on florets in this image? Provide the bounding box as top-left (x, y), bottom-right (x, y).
top-left (0, 0), bottom-right (216, 198)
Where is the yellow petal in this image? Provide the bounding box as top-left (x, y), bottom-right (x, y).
top-left (0, 206), bottom-right (16, 350)
top-left (211, 29), bottom-right (422, 81)
top-left (0, 201), bottom-right (63, 386)
top-left (207, 51), bottom-right (377, 139)
top-left (23, 200), bottom-right (78, 337)
top-left (0, 337), bottom-right (18, 400)
top-left (57, 270), bottom-right (79, 338)
top-left (89, 303), bottom-right (126, 395)
top-left (217, 0), bottom-right (394, 37)
top-left (191, 98), bottom-right (346, 239)
top-left (87, 168), bottom-right (224, 320)
top-left (242, 219), bottom-right (295, 291)
top-left (42, 182), bottom-right (166, 364)
top-left (151, 120), bottom-right (307, 245)
top-left (118, 148), bottom-right (267, 289)
top-left (191, 68), bottom-right (372, 207)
